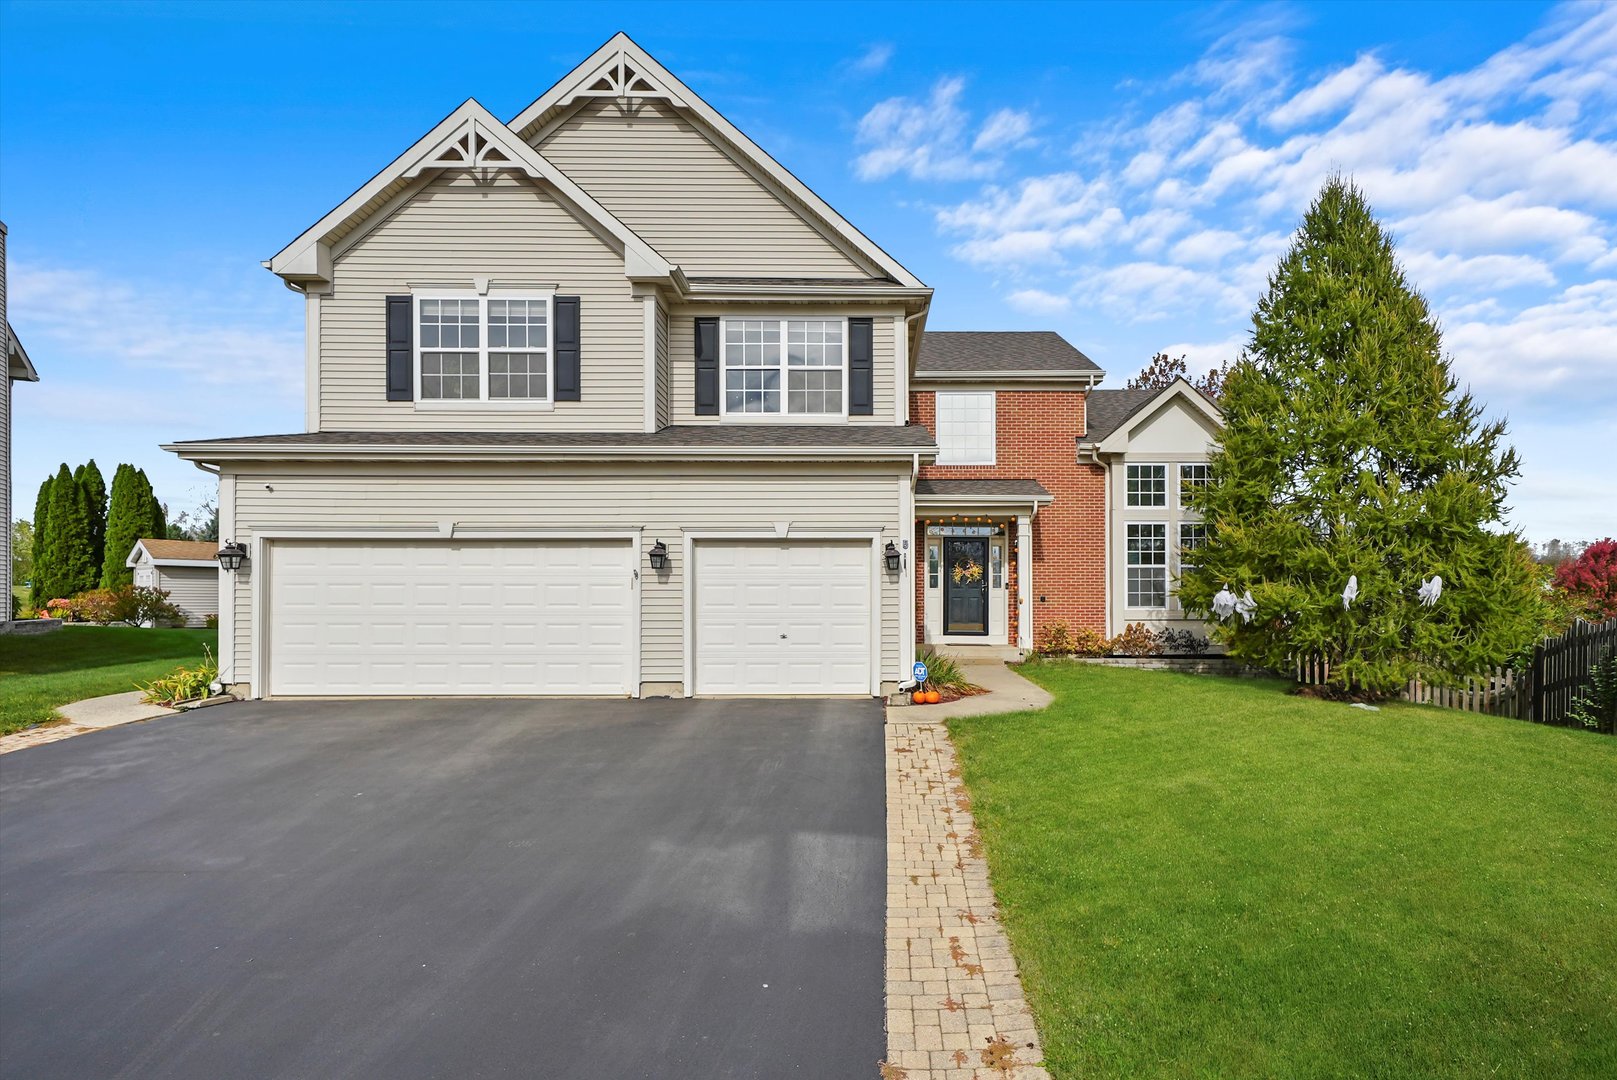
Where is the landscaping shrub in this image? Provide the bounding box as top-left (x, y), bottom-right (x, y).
top-left (1036, 620), bottom-right (1077, 656)
top-left (1156, 627), bottom-right (1211, 655)
top-left (1109, 622), bottom-right (1163, 657)
top-left (204, 613), bottom-right (219, 630)
top-left (73, 588), bottom-right (122, 624)
top-left (138, 646), bottom-right (218, 706)
top-left (113, 586), bottom-right (184, 628)
top-left (1567, 649), bottom-right (1617, 735)
top-left (917, 645), bottom-right (978, 693)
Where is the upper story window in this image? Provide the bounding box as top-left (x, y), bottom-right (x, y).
top-left (722, 317), bottom-right (844, 416)
top-left (417, 294), bottom-right (551, 404)
top-left (936, 391), bottom-right (996, 465)
top-left (1179, 463), bottom-right (1210, 505)
top-left (1126, 464), bottom-right (1167, 506)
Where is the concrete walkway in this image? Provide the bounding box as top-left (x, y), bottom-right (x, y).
top-left (0, 693), bottom-right (176, 756)
top-left (883, 660), bottom-right (1052, 1079)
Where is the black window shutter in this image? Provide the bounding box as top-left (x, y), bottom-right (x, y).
top-left (849, 317), bottom-right (874, 415)
top-left (385, 295), bottom-right (413, 401)
top-left (554, 295), bottom-right (581, 401)
top-left (694, 317), bottom-right (720, 416)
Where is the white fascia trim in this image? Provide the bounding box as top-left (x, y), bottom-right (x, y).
top-left (677, 283), bottom-right (933, 303)
top-left (680, 528), bottom-right (887, 699)
top-left (7, 324), bottom-right (39, 382)
top-left (164, 443), bottom-right (940, 463)
top-left (150, 559), bottom-right (217, 568)
top-left (912, 369), bottom-right (1104, 384)
top-left (508, 33), bottom-right (926, 290)
top-left (268, 98), bottom-right (674, 287)
top-left (1094, 378), bottom-right (1225, 455)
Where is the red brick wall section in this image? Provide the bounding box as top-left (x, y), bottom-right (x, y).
top-left (911, 390), bottom-right (1108, 645)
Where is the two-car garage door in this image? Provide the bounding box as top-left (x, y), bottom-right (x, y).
top-left (261, 537), bottom-right (875, 698)
top-left (266, 540), bottom-right (635, 697)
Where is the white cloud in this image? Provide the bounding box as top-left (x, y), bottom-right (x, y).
top-left (1442, 279), bottom-right (1617, 405)
top-left (1005, 288), bottom-right (1071, 316)
top-left (849, 43), bottom-right (893, 75)
top-left (854, 77), bottom-right (1039, 181)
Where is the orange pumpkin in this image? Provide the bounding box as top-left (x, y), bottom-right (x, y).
top-left (926, 690), bottom-right (942, 704)
top-left (912, 691), bottom-right (926, 705)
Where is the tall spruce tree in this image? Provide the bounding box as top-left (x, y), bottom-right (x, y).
top-left (39, 463), bottom-right (97, 598)
top-left (30, 473), bottom-right (56, 605)
top-left (74, 459), bottom-right (108, 572)
top-left (101, 464), bottom-right (142, 588)
top-left (1179, 178), bottom-right (1544, 695)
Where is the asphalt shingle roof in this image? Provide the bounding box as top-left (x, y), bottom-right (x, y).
top-left (914, 331), bottom-right (1100, 376)
top-left (136, 539), bottom-right (218, 562)
top-left (1081, 388), bottom-right (1164, 442)
top-left (914, 479), bottom-right (1052, 500)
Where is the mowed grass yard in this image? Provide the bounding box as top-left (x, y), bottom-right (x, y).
top-left (950, 663), bottom-right (1617, 1079)
top-left (0, 626), bottom-right (217, 735)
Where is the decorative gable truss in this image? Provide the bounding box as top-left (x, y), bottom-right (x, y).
top-left (569, 51), bottom-right (688, 106)
top-left (267, 98), bottom-right (677, 290)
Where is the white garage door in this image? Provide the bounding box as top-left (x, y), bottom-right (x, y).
top-left (266, 539), bottom-right (634, 697)
top-left (693, 540), bottom-right (873, 696)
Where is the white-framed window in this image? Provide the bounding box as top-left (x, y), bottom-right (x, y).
top-left (1178, 522), bottom-right (1207, 572)
top-left (721, 316), bottom-right (845, 416)
top-left (416, 292), bottom-right (552, 405)
top-left (936, 391), bottom-right (996, 465)
top-left (1126, 464), bottom-right (1167, 507)
top-left (1126, 522), bottom-right (1168, 608)
top-left (927, 543), bottom-right (940, 589)
top-left (1179, 462), bottom-right (1210, 506)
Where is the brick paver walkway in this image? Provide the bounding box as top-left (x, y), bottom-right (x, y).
top-left (0, 722), bottom-right (89, 755)
top-left (883, 716), bottom-right (1050, 1079)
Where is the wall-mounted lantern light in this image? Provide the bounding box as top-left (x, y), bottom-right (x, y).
top-left (648, 540), bottom-right (669, 571)
top-left (216, 541), bottom-right (248, 572)
top-left (884, 541), bottom-right (903, 573)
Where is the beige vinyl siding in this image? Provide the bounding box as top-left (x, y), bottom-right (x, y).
top-left (667, 305), bottom-right (899, 425)
top-left (224, 461), bottom-right (906, 693)
top-left (654, 301), bottom-right (671, 429)
top-left (155, 565), bottom-right (219, 628)
top-left (319, 171), bottom-right (645, 432)
top-left (538, 100), bottom-right (871, 277)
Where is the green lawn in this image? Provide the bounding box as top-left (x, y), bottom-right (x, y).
top-left (0, 626), bottom-right (218, 735)
top-left (949, 662), bottom-right (1617, 1079)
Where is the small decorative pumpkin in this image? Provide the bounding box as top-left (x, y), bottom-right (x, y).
top-left (926, 690), bottom-right (942, 704)
top-left (912, 691), bottom-right (926, 705)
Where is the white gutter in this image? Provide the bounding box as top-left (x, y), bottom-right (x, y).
top-left (164, 442), bottom-right (940, 464)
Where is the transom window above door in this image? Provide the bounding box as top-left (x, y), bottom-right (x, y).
top-left (722, 317), bottom-right (845, 416)
top-left (417, 294), bottom-right (552, 404)
top-left (935, 391), bottom-right (996, 465)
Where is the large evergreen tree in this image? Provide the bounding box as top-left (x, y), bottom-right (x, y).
top-left (74, 459), bottom-right (108, 571)
top-left (1179, 178), bottom-right (1544, 696)
top-left (30, 473), bottom-right (56, 606)
top-left (37, 463), bottom-right (97, 599)
top-left (140, 471), bottom-right (167, 542)
top-left (101, 464), bottom-right (142, 588)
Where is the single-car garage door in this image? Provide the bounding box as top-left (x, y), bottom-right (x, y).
top-left (693, 540), bottom-right (874, 696)
top-left (266, 539), bottom-right (635, 697)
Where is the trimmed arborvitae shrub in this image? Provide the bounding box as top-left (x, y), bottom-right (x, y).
top-left (30, 473), bottom-right (56, 606)
top-left (140, 471), bottom-right (167, 543)
top-left (74, 459), bottom-right (109, 572)
top-left (101, 464), bottom-right (143, 589)
top-left (39, 463), bottom-right (98, 599)
top-left (1177, 177), bottom-right (1545, 697)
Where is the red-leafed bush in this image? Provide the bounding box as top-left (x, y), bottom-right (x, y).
top-left (1554, 538), bottom-right (1617, 621)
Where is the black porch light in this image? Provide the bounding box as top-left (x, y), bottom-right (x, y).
top-left (216, 541), bottom-right (248, 572)
top-left (647, 540), bottom-right (669, 571)
top-left (884, 541), bottom-right (903, 573)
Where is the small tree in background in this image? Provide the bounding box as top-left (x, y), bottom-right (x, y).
top-left (11, 519), bottom-right (34, 594)
top-left (1179, 177), bottom-right (1544, 696)
top-left (101, 464), bottom-right (143, 589)
top-left (30, 474), bottom-right (55, 606)
top-left (37, 463), bottom-right (97, 599)
top-left (74, 459), bottom-right (108, 571)
top-left (1126, 351), bottom-right (1231, 400)
top-left (1554, 538), bottom-right (1617, 621)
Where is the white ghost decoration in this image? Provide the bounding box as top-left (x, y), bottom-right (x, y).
top-left (1342, 575), bottom-right (1359, 610)
top-left (1235, 590), bottom-right (1257, 624)
top-left (1418, 575), bottom-right (1443, 607)
top-left (1212, 585), bottom-right (1237, 620)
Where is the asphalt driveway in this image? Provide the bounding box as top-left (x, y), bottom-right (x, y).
top-left (0, 698), bottom-right (886, 1079)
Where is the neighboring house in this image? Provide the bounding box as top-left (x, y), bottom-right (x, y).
top-left (3, 220), bottom-right (43, 626)
top-left (126, 539), bottom-right (219, 627)
top-left (163, 33), bottom-right (1219, 700)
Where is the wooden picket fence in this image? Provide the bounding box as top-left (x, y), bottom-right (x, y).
top-left (1295, 617), bottom-right (1617, 733)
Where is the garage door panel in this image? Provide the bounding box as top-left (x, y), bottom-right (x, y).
top-left (694, 541), bottom-right (873, 696)
top-left (267, 540), bottom-right (634, 697)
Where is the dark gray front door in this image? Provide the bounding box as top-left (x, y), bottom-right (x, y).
top-left (943, 538), bottom-right (989, 635)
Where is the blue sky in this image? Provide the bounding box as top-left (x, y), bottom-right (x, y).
top-left (2, 0), bottom-right (1611, 542)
